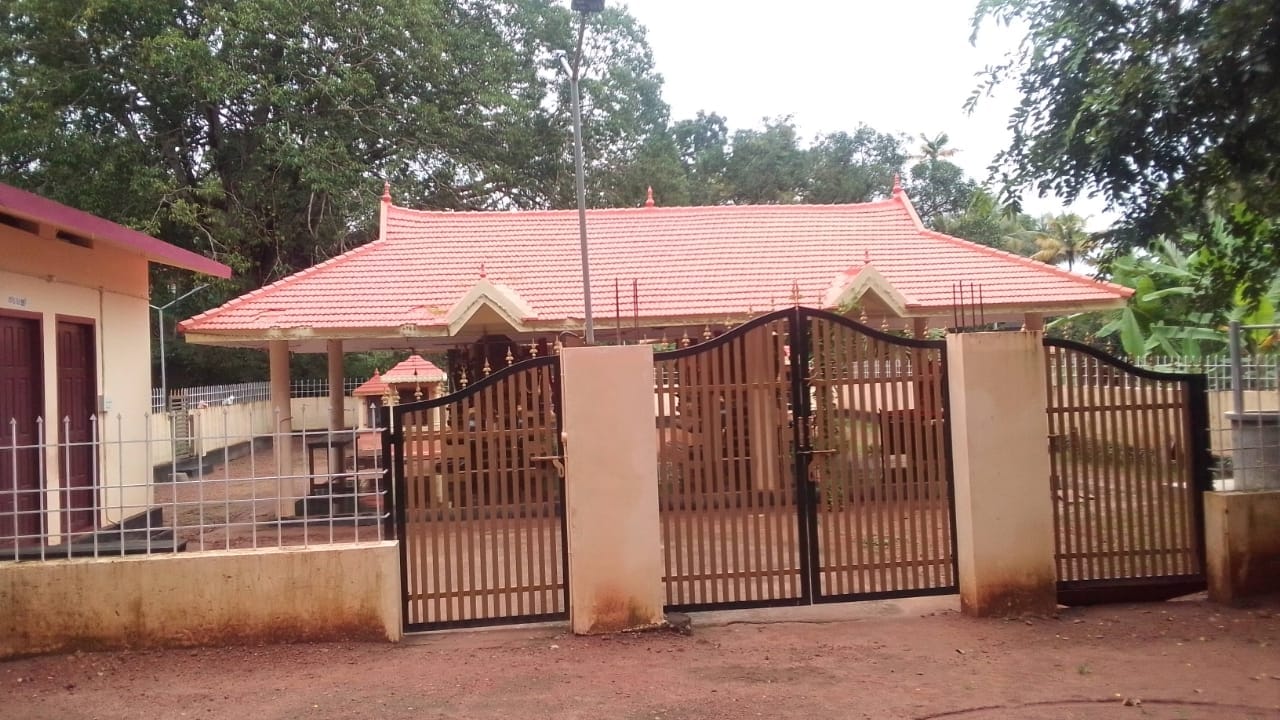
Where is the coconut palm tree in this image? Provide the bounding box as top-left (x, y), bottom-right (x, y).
top-left (1029, 213), bottom-right (1095, 271)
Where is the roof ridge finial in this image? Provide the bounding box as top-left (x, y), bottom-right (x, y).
top-left (891, 174), bottom-right (903, 196)
top-left (790, 280), bottom-right (801, 306)
top-left (644, 186), bottom-right (655, 208)
top-left (381, 181), bottom-right (392, 203)
top-left (479, 261), bottom-right (487, 279)
top-left (864, 249), bottom-right (871, 264)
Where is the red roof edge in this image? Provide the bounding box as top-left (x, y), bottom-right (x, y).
top-left (890, 185), bottom-right (1133, 302)
top-left (0, 182), bottom-right (231, 279)
top-left (179, 237), bottom-right (389, 332)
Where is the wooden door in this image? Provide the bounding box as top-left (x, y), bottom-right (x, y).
top-left (0, 314), bottom-right (43, 543)
top-left (57, 320), bottom-right (96, 533)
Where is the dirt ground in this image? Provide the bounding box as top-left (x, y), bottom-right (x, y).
top-left (3, 594), bottom-right (1278, 720)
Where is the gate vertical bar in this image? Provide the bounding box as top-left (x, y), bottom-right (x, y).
top-left (1185, 373), bottom-right (1212, 572)
top-left (938, 341), bottom-right (960, 589)
top-left (386, 404), bottom-right (410, 630)
top-left (791, 307), bottom-right (817, 603)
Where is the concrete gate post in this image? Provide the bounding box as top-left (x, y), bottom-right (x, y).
top-left (946, 331), bottom-right (1058, 617)
top-left (560, 345), bottom-right (666, 634)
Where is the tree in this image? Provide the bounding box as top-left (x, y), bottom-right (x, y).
top-left (908, 158), bottom-right (977, 227)
top-left (562, 5), bottom-right (687, 208)
top-left (0, 0), bottom-right (677, 383)
top-left (804, 126), bottom-right (907, 205)
top-left (969, 0), bottom-right (1280, 303)
top-left (672, 111), bottom-right (731, 206)
top-left (1029, 214), bottom-right (1095, 271)
top-left (933, 188), bottom-right (1038, 250)
top-left (722, 117), bottom-right (809, 205)
top-left (900, 133), bottom-right (977, 227)
top-left (1056, 218), bottom-right (1280, 358)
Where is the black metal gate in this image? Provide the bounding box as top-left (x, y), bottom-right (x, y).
top-left (386, 356), bottom-right (567, 631)
top-left (1044, 339), bottom-right (1212, 604)
top-left (654, 307), bottom-right (958, 611)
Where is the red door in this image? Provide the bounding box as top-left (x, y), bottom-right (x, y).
top-left (0, 314), bottom-right (43, 544)
top-left (57, 320), bottom-right (97, 533)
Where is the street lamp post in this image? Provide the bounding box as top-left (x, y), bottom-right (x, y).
top-left (150, 283), bottom-right (208, 411)
top-left (564, 0), bottom-right (603, 344)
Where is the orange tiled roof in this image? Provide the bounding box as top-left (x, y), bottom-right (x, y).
top-left (180, 187), bottom-right (1129, 338)
top-left (381, 355), bottom-right (446, 385)
top-left (351, 370), bottom-right (390, 398)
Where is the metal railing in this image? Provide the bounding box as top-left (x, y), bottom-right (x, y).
top-left (1133, 354), bottom-right (1279, 392)
top-left (2, 406), bottom-right (390, 562)
top-left (1129, 346), bottom-right (1280, 492)
top-left (150, 378), bottom-right (370, 412)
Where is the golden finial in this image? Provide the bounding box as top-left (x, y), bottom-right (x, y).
top-left (790, 280), bottom-right (801, 306)
top-left (702, 324), bottom-right (713, 341)
top-left (553, 338), bottom-right (563, 355)
top-left (482, 357), bottom-right (492, 377)
top-left (414, 382), bottom-right (423, 401)
top-left (680, 329), bottom-right (691, 348)
top-left (660, 330), bottom-right (669, 345)
top-left (458, 367), bottom-right (469, 389)
top-left (529, 340), bottom-right (539, 358)
top-left (881, 317), bottom-right (891, 333)
top-left (860, 308), bottom-right (869, 325)
top-left (505, 345), bottom-right (514, 366)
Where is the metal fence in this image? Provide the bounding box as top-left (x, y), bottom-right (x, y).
top-left (150, 378), bottom-right (370, 412)
top-left (1134, 354), bottom-right (1279, 392)
top-left (1134, 349), bottom-right (1280, 492)
top-left (2, 406), bottom-right (390, 562)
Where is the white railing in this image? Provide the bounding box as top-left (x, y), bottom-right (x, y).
top-left (2, 405), bottom-right (390, 562)
top-left (151, 378), bottom-right (370, 412)
top-left (1134, 354), bottom-right (1280, 391)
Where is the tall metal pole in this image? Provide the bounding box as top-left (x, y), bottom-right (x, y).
top-left (150, 283), bottom-right (209, 412)
top-left (157, 308), bottom-right (167, 410)
top-left (1230, 320), bottom-right (1244, 417)
top-left (567, 17), bottom-right (595, 344)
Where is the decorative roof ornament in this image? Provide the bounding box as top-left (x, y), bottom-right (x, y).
top-left (891, 174), bottom-right (904, 196)
top-left (790, 280), bottom-right (801, 306)
top-left (381, 181), bottom-right (392, 203)
top-left (505, 345), bottom-right (514, 366)
top-left (644, 186), bottom-right (655, 208)
top-left (479, 262), bottom-right (487, 279)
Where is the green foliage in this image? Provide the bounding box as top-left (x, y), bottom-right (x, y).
top-left (1052, 218), bottom-right (1280, 358)
top-left (932, 188), bottom-right (1038, 250)
top-left (723, 117), bottom-right (809, 204)
top-left (970, 0), bottom-right (1280, 304)
top-left (805, 125), bottom-right (908, 205)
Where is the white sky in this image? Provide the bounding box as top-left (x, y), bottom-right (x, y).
top-left (616, 0), bottom-right (1114, 228)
